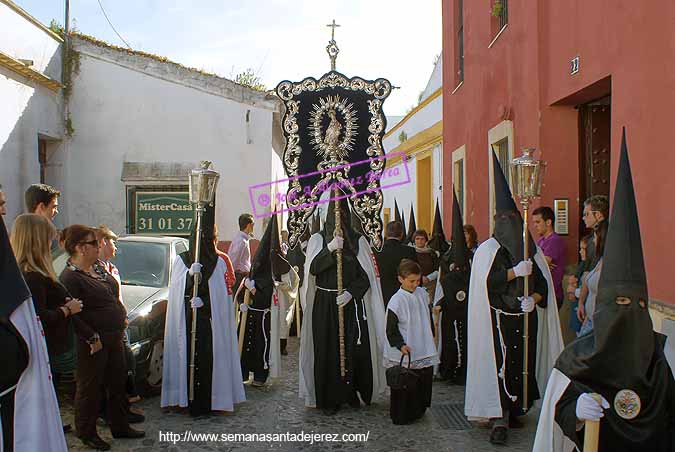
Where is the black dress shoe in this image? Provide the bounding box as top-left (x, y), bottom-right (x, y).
top-left (79, 435), bottom-right (111, 450)
top-left (489, 426), bottom-right (508, 445)
top-left (63, 424), bottom-right (72, 433)
top-left (111, 427), bottom-right (145, 439)
top-left (128, 410), bottom-right (145, 424)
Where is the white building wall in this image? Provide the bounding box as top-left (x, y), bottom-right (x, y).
top-left (0, 2), bottom-right (63, 221)
top-left (55, 38), bottom-right (278, 240)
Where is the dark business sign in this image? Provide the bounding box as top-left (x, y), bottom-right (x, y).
top-left (134, 191), bottom-right (193, 235)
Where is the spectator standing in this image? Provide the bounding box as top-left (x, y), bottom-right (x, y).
top-left (463, 224), bottom-right (479, 257)
top-left (375, 221), bottom-right (418, 307)
top-left (25, 183), bottom-right (60, 221)
top-left (214, 224), bottom-right (236, 295)
top-left (532, 206), bottom-right (567, 309)
top-left (60, 225), bottom-right (144, 450)
top-left (566, 235), bottom-right (590, 335)
top-left (10, 213), bottom-right (83, 433)
top-left (581, 195), bottom-right (609, 268)
top-left (229, 213), bottom-right (254, 303)
top-left (95, 225), bottom-right (145, 413)
top-left (577, 220), bottom-right (608, 335)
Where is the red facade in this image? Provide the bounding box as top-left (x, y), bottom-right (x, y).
top-left (442, 1), bottom-right (675, 304)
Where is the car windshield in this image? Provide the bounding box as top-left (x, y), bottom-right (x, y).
top-left (112, 241), bottom-right (169, 288)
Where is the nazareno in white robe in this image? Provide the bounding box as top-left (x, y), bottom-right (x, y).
top-left (464, 237), bottom-right (564, 420)
top-left (299, 233), bottom-right (387, 408)
top-left (161, 256), bottom-right (245, 411)
top-left (0, 297), bottom-right (67, 452)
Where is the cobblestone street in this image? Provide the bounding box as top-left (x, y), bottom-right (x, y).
top-left (61, 338), bottom-right (537, 452)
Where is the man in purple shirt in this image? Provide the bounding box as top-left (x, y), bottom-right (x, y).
top-left (532, 206), bottom-right (566, 309)
top-left (229, 213), bottom-right (254, 303)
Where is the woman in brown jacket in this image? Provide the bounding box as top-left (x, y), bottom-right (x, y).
top-left (60, 225), bottom-right (144, 450)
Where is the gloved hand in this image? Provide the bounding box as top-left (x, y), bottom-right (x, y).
top-left (244, 278), bottom-right (256, 291)
top-left (189, 262), bottom-right (202, 276)
top-left (576, 393), bottom-right (609, 421)
top-left (190, 297), bottom-right (204, 309)
top-left (519, 296), bottom-right (535, 313)
top-left (327, 236), bottom-right (344, 252)
top-left (513, 259), bottom-right (533, 278)
top-left (239, 303), bottom-right (249, 312)
top-left (335, 291), bottom-right (353, 307)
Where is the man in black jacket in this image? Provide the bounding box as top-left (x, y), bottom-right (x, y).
top-left (375, 221), bottom-right (418, 307)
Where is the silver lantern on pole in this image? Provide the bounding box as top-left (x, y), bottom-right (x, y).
top-left (510, 148), bottom-right (546, 410)
top-left (187, 160), bottom-right (220, 401)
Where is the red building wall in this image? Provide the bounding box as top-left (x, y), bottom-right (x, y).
top-left (442, 0), bottom-right (675, 304)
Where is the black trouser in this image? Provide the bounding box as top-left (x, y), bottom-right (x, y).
top-left (75, 332), bottom-right (129, 438)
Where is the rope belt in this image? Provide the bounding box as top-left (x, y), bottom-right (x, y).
top-left (490, 307), bottom-right (525, 403)
top-left (247, 306), bottom-right (271, 370)
top-left (316, 286), bottom-right (339, 292)
top-left (354, 300), bottom-right (362, 345)
top-left (453, 320), bottom-right (462, 370)
top-left (0, 384), bottom-right (17, 398)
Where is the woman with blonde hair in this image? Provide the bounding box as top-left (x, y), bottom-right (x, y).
top-left (10, 213), bottom-right (83, 433)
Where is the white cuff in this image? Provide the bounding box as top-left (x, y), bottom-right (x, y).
top-left (574, 288), bottom-right (581, 298)
top-left (426, 271), bottom-right (439, 281)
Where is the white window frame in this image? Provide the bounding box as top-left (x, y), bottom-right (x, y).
top-left (487, 120), bottom-right (514, 234)
top-left (451, 145), bottom-right (466, 216)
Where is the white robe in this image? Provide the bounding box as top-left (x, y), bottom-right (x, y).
top-left (464, 237), bottom-right (564, 419)
top-left (278, 268), bottom-right (300, 340)
top-left (385, 287), bottom-right (439, 367)
top-left (299, 234), bottom-right (387, 407)
top-left (0, 298), bottom-right (67, 452)
top-left (161, 256), bottom-right (246, 410)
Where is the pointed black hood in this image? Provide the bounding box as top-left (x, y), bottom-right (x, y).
top-left (181, 200), bottom-right (218, 283)
top-left (0, 215), bottom-right (31, 318)
top-left (405, 204), bottom-right (417, 245)
top-left (394, 199), bottom-right (402, 224)
top-left (323, 194), bottom-right (360, 255)
top-left (428, 199), bottom-right (449, 254)
top-left (491, 151), bottom-right (535, 263)
top-left (251, 214), bottom-right (289, 282)
top-left (558, 130), bottom-right (655, 384)
top-left (447, 190), bottom-right (471, 269)
top-left (400, 211), bottom-right (407, 244)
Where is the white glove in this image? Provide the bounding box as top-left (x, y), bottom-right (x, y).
top-left (327, 236), bottom-right (344, 252)
top-left (519, 296), bottom-right (535, 313)
top-left (513, 259), bottom-right (533, 278)
top-left (244, 278), bottom-right (256, 291)
top-left (189, 262), bottom-right (202, 276)
top-left (575, 393), bottom-right (609, 421)
top-left (335, 291), bottom-right (353, 307)
top-left (426, 271), bottom-right (439, 281)
top-left (239, 303), bottom-right (249, 312)
top-left (190, 297), bottom-right (204, 309)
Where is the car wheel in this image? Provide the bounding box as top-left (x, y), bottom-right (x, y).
top-left (146, 340), bottom-right (163, 389)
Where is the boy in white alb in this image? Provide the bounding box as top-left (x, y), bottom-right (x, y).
top-left (385, 259), bottom-right (439, 424)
